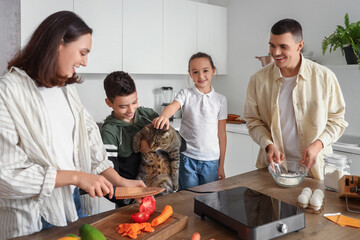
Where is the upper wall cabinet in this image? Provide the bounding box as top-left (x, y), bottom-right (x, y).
top-left (123, 0), bottom-right (163, 74)
top-left (20, 0), bottom-right (227, 75)
top-left (197, 3), bottom-right (227, 74)
top-left (163, 0), bottom-right (197, 74)
top-left (21, 0), bottom-right (73, 47)
top-left (74, 0), bottom-right (123, 73)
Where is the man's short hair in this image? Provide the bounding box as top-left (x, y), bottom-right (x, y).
top-left (271, 18), bottom-right (303, 42)
top-left (104, 71), bottom-right (136, 102)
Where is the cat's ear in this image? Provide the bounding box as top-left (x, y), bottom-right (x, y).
top-left (164, 131), bottom-right (170, 137)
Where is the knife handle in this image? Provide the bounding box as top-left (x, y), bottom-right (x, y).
top-left (78, 187), bottom-right (117, 197)
top-left (79, 188), bottom-right (87, 195)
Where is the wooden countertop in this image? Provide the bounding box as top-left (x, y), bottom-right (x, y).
top-left (12, 169), bottom-right (360, 240)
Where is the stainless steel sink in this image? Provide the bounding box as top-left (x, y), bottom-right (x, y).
top-left (336, 135), bottom-right (360, 147)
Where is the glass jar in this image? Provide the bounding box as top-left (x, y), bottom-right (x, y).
top-left (324, 154), bottom-right (351, 192)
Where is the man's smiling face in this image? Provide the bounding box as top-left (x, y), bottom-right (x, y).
top-left (269, 32), bottom-right (304, 76)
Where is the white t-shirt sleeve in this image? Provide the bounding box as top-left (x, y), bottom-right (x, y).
top-left (174, 88), bottom-right (187, 107)
top-left (218, 95), bottom-right (228, 120)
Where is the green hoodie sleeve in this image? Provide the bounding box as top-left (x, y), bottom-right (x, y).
top-left (101, 125), bottom-right (118, 146)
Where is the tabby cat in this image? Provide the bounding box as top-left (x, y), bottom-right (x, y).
top-left (133, 123), bottom-right (181, 195)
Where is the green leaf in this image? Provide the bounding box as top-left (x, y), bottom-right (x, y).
top-left (322, 12), bottom-right (360, 62)
top-left (345, 13), bottom-right (350, 28)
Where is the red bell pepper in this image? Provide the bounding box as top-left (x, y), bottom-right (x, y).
top-left (139, 196), bottom-right (156, 215)
top-left (131, 211), bottom-right (150, 223)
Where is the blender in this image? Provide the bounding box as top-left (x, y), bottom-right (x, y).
top-left (161, 86), bottom-right (174, 121)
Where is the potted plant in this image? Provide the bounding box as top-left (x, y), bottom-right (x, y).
top-left (322, 13), bottom-right (360, 70)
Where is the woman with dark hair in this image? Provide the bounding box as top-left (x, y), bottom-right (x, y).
top-left (0, 11), bottom-right (145, 238)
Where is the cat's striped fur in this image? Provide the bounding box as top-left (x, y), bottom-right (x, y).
top-left (133, 123), bottom-right (181, 195)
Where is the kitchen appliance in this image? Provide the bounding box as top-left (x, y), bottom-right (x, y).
top-left (161, 86), bottom-right (174, 121)
top-left (194, 187), bottom-right (305, 240)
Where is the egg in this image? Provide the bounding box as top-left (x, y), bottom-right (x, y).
top-left (302, 191), bottom-right (312, 199)
top-left (302, 187), bottom-right (312, 197)
top-left (310, 194), bottom-right (323, 211)
top-left (312, 192), bottom-right (322, 201)
top-left (301, 188), bottom-right (312, 198)
top-left (312, 205), bottom-right (321, 211)
top-left (297, 193), bottom-right (309, 208)
top-left (313, 189), bottom-right (324, 199)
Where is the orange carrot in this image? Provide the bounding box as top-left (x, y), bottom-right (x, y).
top-left (117, 222), bottom-right (155, 238)
top-left (191, 232), bottom-right (201, 240)
top-left (140, 222), bottom-right (154, 232)
top-left (151, 205), bottom-right (173, 227)
top-left (127, 231), bottom-right (137, 239)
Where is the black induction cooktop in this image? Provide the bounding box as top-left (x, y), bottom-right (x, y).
top-left (194, 187), bottom-right (305, 240)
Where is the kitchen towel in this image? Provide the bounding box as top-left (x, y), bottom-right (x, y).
top-left (324, 213), bottom-right (360, 228)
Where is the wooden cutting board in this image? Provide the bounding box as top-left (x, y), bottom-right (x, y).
top-left (91, 205), bottom-right (188, 240)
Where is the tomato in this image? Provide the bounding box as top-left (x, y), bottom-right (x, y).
top-left (131, 211), bottom-right (150, 223)
top-left (139, 196), bottom-right (156, 215)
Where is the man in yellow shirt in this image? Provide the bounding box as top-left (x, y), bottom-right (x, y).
top-left (244, 18), bottom-right (348, 179)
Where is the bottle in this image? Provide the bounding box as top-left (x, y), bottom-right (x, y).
top-left (323, 154), bottom-right (351, 192)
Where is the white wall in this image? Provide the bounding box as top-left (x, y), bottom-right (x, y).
top-left (0, 0), bottom-right (20, 76)
top-left (213, 0), bottom-right (360, 136)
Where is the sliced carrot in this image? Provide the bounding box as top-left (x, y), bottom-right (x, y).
top-left (140, 222), bottom-right (150, 228)
top-left (125, 223), bottom-right (133, 233)
top-left (143, 226), bottom-right (154, 232)
top-left (128, 231), bottom-right (138, 239)
top-left (151, 205), bottom-right (173, 227)
top-left (117, 222), bottom-right (156, 238)
top-left (117, 224), bottom-right (125, 234)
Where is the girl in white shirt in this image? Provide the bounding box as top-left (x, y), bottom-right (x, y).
top-left (153, 52), bottom-right (227, 189)
top-left (0, 11), bottom-right (145, 239)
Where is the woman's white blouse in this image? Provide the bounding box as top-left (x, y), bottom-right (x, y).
top-left (0, 67), bottom-right (113, 239)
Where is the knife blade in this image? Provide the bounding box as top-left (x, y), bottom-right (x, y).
top-left (78, 186), bottom-right (165, 199)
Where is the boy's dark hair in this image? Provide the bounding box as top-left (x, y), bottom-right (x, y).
top-left (271, 18), bottom-right (303, 42)
top-left (188, 52), bottom-right (216, 72)
top-left (104, 71), bottom-right (136, 102)
top-left (8, 11), bottom-right (92, 87)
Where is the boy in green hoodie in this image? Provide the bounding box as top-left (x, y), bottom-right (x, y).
top-left (101, 71), bottom-right (159, 207)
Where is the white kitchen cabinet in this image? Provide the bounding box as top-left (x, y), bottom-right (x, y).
top-left (21, 0), bottom-right (227, 75)
top-left (123, 0), bottom-right (163, 74)
top-left (163, 0), bottom-right (197, 74)
top-left (123, 0), bottom-right (227, 74)
top-left (197, 3), bottom-right (227, 74)
top-left (74, 0), bottom-right (122, 73)
top-left (225, 131), bottom-right (257, 178)
top-left (20, 0), bottom-right (73, 47)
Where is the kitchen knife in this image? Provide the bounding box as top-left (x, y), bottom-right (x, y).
top-left (79, 187), bottom-right (165, 199)
top-left (79, 187), bottom-right (116, 196)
